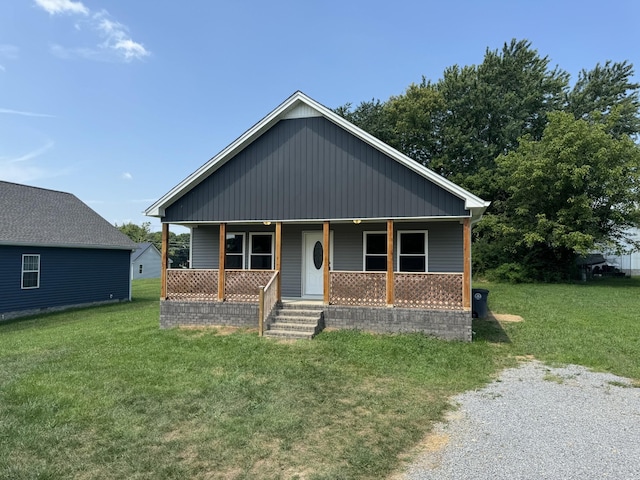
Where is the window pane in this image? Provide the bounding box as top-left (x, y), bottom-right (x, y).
top-left (401, 233), bottom-right (425, 255)
top-left (250, 255), bottom-right (272, 269)
top-left (225, 254), bottom-right (243, 269)
top-left (366, 234), bottom-right (386, 255)
top-left (251, 235), bottom-right (272, 254)
top-left (226, 234), bottom-right (243, 254)
top-left (365, 256), bottom-right (387, 271)
top-left (23, 255), bottom-right (38, 270)
top-left (23, 272), bottom-right (38, 288)
top-left (400, 256), bottom-right (426, 272)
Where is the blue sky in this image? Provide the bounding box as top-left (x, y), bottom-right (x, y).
top-left (1, 0), bottom-right (638, 233)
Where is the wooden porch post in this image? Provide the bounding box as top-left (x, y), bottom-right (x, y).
top-left (386, 219), bottom-right (394, 306)
top-left (275, 222), bottom-right (282, 301)
top-left (160, 223), bottom-right (169, 300)
top-left (462, 218), bottom-right (471, 310)
top-left (218, 223), bottom-right (226, 301)
top-left (323, 221), bottom-right (330, 305)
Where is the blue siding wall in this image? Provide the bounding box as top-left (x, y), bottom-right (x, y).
top-left (0, 246), bottom-right (131, 315)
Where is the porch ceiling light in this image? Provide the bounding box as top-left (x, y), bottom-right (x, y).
top-left (263, 221), bottom-right (272, 225)
top-left (353, 219), bottom-right (362, 224)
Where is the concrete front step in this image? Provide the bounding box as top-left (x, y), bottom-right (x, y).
top-left (272, 315), bottom-right (319, 324)
top-left (264, 305), bottom-right (324, 340)
top-left (269, 322), bottom-right (317, 332)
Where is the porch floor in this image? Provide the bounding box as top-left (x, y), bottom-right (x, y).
top-left (281, 298), bottom-right (324, 307)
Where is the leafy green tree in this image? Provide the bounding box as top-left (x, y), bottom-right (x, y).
top-left (116, 221), bottom-right (152, 243)
top-left (435, 39), bottom-right (569, 198)
top-left (384, 82), bottom-right (446, 171)
top-left (487, 111), bottom-right (640, 281)
top-left (566, 60), bottom-right (640, 138)
top-left (333, 98), bottom-right (395, 146)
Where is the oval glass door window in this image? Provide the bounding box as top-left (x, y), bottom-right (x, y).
top-left (313, 241), bottom-right (323, 270)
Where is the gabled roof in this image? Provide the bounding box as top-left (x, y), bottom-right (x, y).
top-left (0, 181), bottom-right (136, 250)
top-left (145, 91), bottom-right (490, 220)
top-left (131, 241), bottom-right (164, 262)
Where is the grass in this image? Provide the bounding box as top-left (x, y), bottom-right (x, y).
top-left (1, 277), bottom-right (638, 479)
top-left (475, 277), bottom-right (640, 379)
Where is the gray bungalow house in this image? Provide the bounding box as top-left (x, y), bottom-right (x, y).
top-left (131, 242), bottom-right (164, 279)
top-left (0, 181), bottom-right (136, 321)
top-left (145, 92), bottom-right (490, 340)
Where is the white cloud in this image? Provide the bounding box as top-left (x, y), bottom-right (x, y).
top-left (94, 11), bottom-right (149, 61)
top-left (7, 141), bottom-right (55, 163)
top-left (34, 0), bottom-right (88, 16)
top-left (0, 141), bottom-right (66, 183)
top-left (122, 172), bottom-right (133, 180)
top-left (0, 108), bottom-right (56, 118)
top-left (0, 65), bottom-right (5, 72)
top-left (35, 3), bottom-right (149, 62)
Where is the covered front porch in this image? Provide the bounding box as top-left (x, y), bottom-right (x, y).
top-left (159, 219), bottom-right (473, 340)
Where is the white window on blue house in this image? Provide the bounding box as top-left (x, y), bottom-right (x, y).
top-left (397, 231), bottom-right (428, 272)
top-left (225, 233), bottom-right (245, 269)
top-left (249, 233), bottom-right (274, 269)
top-left (22, 254), bottom-right (40, 289)
top-left (363, 232), bottom-right (387, 271)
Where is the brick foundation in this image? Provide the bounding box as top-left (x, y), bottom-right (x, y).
top-left (160, 300), bottom-right (471, 341)
top-left (160, 300), bottom-right (259, 329)
top-left (324, 305), bottom-right (472, 341)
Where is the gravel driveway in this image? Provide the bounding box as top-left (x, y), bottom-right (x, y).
top-left (395, 361), bottom-right (640, 480)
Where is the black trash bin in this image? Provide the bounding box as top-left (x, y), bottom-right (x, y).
top-left (472, 288), bottom-right (489, 318)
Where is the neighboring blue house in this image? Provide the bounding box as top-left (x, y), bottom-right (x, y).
top-left (131, 242), bottom-right (164, 279)
top-left (0, 181), bottom-right (136, 321)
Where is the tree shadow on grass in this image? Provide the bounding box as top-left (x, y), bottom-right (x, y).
top-left (473, 316), bottom-right (511, 343)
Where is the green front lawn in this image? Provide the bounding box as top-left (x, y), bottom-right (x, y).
top-left (1, 278), bottom-right (638, 479)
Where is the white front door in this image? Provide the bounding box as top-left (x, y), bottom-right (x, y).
top-left (303, 232), bottom-right (326, 297)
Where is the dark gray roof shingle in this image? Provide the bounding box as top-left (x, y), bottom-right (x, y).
top-left (0, 181), bottom-right (136, 250)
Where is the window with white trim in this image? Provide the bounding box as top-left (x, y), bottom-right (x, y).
top-left (225, 233), bottom-right (245, 269)
top-left (22, 254), bottom-right (40, 289)
top-left (397, 231), bottom-right (428, 272)
top-left (363, 231), bottom-right (387, 271)
top-left (249, 233), bottom-right (274, 269)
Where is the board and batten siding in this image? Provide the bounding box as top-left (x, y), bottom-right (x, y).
top-left (163, 116), bottom-right (468, 223)
top-left (0, 246), bottom-right (131, 315)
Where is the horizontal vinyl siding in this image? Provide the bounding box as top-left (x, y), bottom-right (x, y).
top-left (191, 225), bottom-right (219, 268)
top-left (132, 249), bottom-right (161, 279)
top-left (164, 117), bottom-right (468, 222)
top-left (0, 246), bottom-right (130, 314)
top-left (281, 224), bottom-right (303, 297)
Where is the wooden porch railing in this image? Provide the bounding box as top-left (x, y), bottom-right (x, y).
top-left (166, 269), bottom-right (218, 301)
top-left (330, 271), bottom-right (463, 309)
top-left (330, 271), bottom-right (387, 306)
top-left (258, 271), bottom-right (279, 336)
top-left (394, 273), bottom-right (463, 309)
top-left (225, 270), bottom-right (277, 302)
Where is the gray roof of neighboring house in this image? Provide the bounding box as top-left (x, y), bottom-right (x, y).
top-left (132, 242), bottom-right (158, 262)
top-left (0, 181), bottom-right (136, 250)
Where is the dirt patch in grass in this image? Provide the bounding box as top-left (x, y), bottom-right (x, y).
top-left (489, 312), bottom-right (524, 322)
top-left (179, 326), bottom-right (257, 336)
